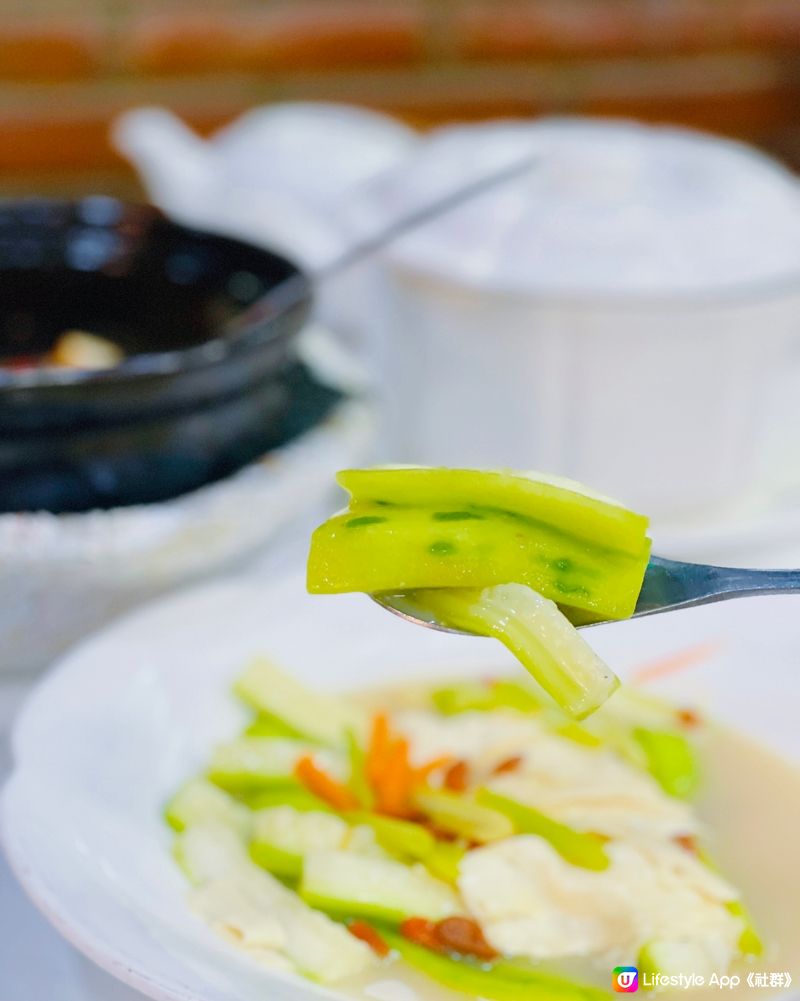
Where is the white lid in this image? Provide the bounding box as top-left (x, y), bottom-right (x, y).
top-left (367, 117), bottom-right (800, 297)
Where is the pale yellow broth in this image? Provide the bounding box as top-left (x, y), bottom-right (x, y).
top-left (340, 684), bottom-right (800, 1001)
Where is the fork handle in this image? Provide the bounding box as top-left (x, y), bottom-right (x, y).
top-left (636, 556), bottom-right (800, 616)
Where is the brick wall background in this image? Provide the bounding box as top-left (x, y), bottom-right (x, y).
top-left (2, 0), bottom-right (800, 196)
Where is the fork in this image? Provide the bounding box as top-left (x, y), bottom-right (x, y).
top-left (372, 556), bottom-right (800, 635)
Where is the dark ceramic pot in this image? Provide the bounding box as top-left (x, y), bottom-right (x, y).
top-left (0, 197), bottom-right (339, 512)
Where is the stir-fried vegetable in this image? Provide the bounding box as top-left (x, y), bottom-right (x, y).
top-left (301, 850), bottom-right (460, 923)
top-left (307, 467), bottom-right (650, 717)
top-left (383, 928), bottom-right (609, 1001)
top-left (633, 728), bottom-right (699, 799)
top-left (167, 659), bottom-right (755, 997)
top-left (234, 656), bottom-right (362, 747)
top-left (405, 584), bottom-right (619, 719)
top-left (475, 789), bottom-right (610, 870)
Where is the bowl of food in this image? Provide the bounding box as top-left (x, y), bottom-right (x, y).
top-left (0, 196), bottom-right (312, 513)
top-left (2, 468), bottom-right (798, 1000)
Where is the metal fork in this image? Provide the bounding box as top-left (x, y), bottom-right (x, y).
top-left (372, 556), bottom-right (800, 635)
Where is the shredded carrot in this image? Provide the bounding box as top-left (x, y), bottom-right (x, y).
top-left (631, 642), bottom-right (719, 685)
top-left (492, 755), bottom-right (523, 775)
top-left (376, 737), bottom-right (415, 816)
top-left (294, 755), bottom-right (360, 811)
top-left (443, 760), bottom-right (470, 793)
top-left (414, 755), bottom-right (452, 783)
top-left (366, 712), bottom-right (391, 788)
top-left (348, 919), bottom-right (390, 957)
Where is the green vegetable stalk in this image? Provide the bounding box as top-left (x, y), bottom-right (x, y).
top-left (382, 928), bottom-right (610, 1001)
top-left (476, 788), bottom-right (610, 870)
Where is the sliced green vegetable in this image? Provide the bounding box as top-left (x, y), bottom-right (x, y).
top-left (250, 806), bottom-right (349, 880)
top-left (633, 728), bottom-right (699, 799)
top-left (300, 850), bottom-right (459, 923)
top-left (308, 468), bottom-right (650, 621)
top-left (178, 823), bottom-right (376, 982)
top-left (382, 928), bottom-right (609, 1001)
top-left (235, 781), bottom-right (333, 813)
top-left (406, 585), bottom-right (619, 719)
top-left (345, 812), bottom-right (436, 862)
top-left (476, 788), bottom-right (610, 870)
top-left (554, 721), bottom-right (603, 747)
top-left (249, 839), bottom-right (303, 880)
top-left (345, 728), bottom-right (374, 809)
top-left (638, 940), bottom-right (716, 983)
top-left (234, 657), bottom-right (363, 747)
top-left (164, 778), bottom-right (252, 836)
top-left (726, 899), bottom-right (764, 957)
top-left (412, 787), bottom-right (514, 843)
top-left (245, 713), bottom-right (306, 739)
top-left (424, 840), bottom-right (467, 885)
top-left (432, 679), bottom-right (543, 716)
top-left (208, 737), bottom-right (340, 793)
top-left (173, 822), bottom-right (249, 885)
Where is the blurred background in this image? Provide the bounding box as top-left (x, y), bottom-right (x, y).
top-left (4, 0), bottom-right (800, 673)
top-left (3, 0), bottom-right (800, 194)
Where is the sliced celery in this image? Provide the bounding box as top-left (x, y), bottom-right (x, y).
top-left (236, 781), bottom-right (333, 813)
top-left (308, 468), bottom-right (650, 621)
top-left (165, 778), bottom-right (252, 836)
top-left (476, 789), bottom-right (610, 871)
top-left (726, 900), bottom-right (763, 957)
top-left (407, 585), bottom-right (619, 719)
top-left (208, 737), bottom-right (340, 793)
top-left (249, 840), bottom-right (303, 880)
top-left (424, 841), bottom-right (467, 885)
top-left (245, 713), bottom-right (306, 740)
top-left (345, 812), bottom-right (436, 862)
top-left (234, 657), bottom-right (363, 747)
top-left (382, 929), bottom-right (609, 1001)
top-left (345, 729), bottom-right (374, 809)
top-left (412, 788), bottom-right (514, 843)
top-left (250, 806), bottom-right (349, 880)
top-left (633, 728), bottom-right (699, 799)
top-left (300, 850), bottom-right (459, 923)
top-left (432, 680), bottom-right (543, 716)
top-left (177, 823), bottom-right (376, 982)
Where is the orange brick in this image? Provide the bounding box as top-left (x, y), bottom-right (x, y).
top-left (0, 20), bottom-right (103, 80)
top-left (125, 12), bottom-right (241, 75)
top-left (581, 85), bottom-right (799, 138)
top-left (737, 0), bottom-right (800, 46)
top-left (456, 0), bottom-right (734, 60)
top-left (0, 107), bottom-right (240, 174)
top-left (456, 1), bottom-right (644, 59)
top-left (237, 3), bottom-right (426, 72)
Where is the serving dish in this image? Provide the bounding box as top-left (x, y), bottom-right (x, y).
top-left (0, 197), bottom-right (311, 512)
top-left (2, 570), bottom-right (799, 1000)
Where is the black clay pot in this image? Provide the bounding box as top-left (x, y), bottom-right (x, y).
top-left (0, 197), bottom-right (340, 513)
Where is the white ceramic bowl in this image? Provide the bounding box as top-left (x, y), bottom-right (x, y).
top-left (371, 119), bottom-right (800, 522)
top-left (2, 572), bottom-right (799, 1000)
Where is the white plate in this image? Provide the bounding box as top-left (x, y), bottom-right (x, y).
top-left (2, 570), bottom-right (799, 1001)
